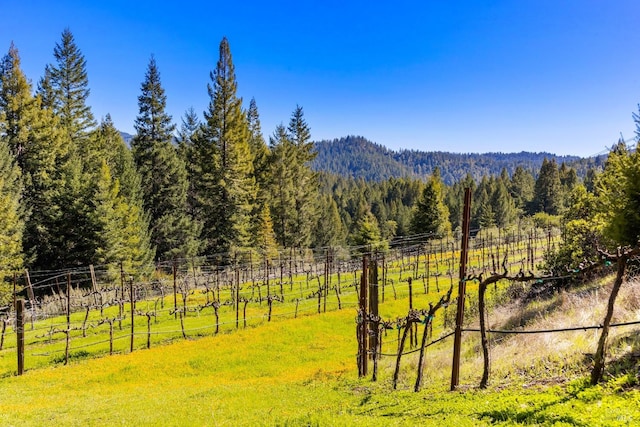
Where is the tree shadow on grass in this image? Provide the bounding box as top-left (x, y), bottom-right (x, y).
top-left (598, 332), bottom-right (640, 388)
top-left (478, 394), bottom-right (587, 426)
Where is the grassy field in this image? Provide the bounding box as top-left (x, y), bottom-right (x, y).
top-left (1, 280), bottom-right (640, 426)
top-left (2, 232), bottom-right (639, 425)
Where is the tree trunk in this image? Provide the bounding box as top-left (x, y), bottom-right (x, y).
top-left (479, 282), bottom-right (490, 388)
top-left (591, 255), bottom-right (627, 385)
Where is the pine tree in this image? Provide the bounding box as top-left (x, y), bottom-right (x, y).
top-left (313, 194), bottom-right (345, 247)
top-left (36, 29), bottom-right (98, 269)
top-left (91, 116), bottom-right (155, 273)
top-left (40, 28), bottom-right (95, 147)
top-left (559, 162), bottom-right (578, 201)
top-left (287, 106), bottom-right (319, 248)
top-left (253, 203), bottom-right (278, 260)
top-left (510, 166), bottom-right (535, 213)
top-left (246, 98), bottom-right (274, 251)
top-left (268, 124), bottom-right (295, 248)
top-left (195, 37), bottom-right (256, 256)
top-left (53, 154), bottom-right (96, 267)
top-left (247, 98), bottom-right (269, 190)
top-left (91, 160), bottom-right (125, 266)
top-left (446, 173), bottom-right (474, 230)
top-left (176, 107), bottom-right (201, 219)
top-left (491, 179), bottom-right (517, 227)
top-left (474, 180), bottom-right (495, 229)
top-left (410, 168), bottom-right (451, 237)
top-left (0, 131), bottom-right (24, 302)
top-left (351, 209), bottom-right (387, 253)
top-left (533, 158), bottom-right (563, 215)
top-left (0, 43), bottom-right (66, 269)
top-left (132, 57), bottom-right (200, 260)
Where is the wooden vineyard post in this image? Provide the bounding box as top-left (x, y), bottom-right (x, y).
top-left (173, 263), bottom-right (178, 319)
top-left (119, 262), bottom-right (124, 330)
top-left (130, 277), bottom-right (135, 353)
top-left (65, 273), bottom-right (71, 365)
top-left (235, 264), bottom-right (240, 329)
top-left (369, 259), bottom-right (380, 382)
top-left (451, 187), bottom-right (471, 391)
top-left (16, 299), bottom-right (25, 375)
top-left (358, 256), bottom-right (369, 377)
top-left (369, 259), bottom-right (379, 357)
top-left (12, 273), bottom-right (17, 317)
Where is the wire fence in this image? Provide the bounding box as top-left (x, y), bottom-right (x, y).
top-left (0, 226), bottom-right (561, 377)
top-left (359, 240), bottom-right (640, 391)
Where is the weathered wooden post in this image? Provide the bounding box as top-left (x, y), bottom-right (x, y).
top-left (173, 263), bottom-right (178, 319)
top-left (65, 272), bottom-right (71, 365)
top-left (16, 299), bottom-right (25, 375)
top-left (451, 187), bottom-right (471, 391)
top-left (130, 277), bottom-right (135, 353)
top-left (358, 256), bottom-right (369, 377)
top-left (369, 259), bottom-right (379, 356)
top-left (119, 262), bottom-right (125, 330)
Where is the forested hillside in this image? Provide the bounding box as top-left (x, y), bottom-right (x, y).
top-left (313, 136), bottom-right (607, 184)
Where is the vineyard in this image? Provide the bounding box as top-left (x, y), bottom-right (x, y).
top-left (3, 223), bottom-right (640, 425)
top-left (0, 226), bottom-right (560, 379)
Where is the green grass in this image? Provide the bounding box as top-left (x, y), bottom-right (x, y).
top-left (8, 232), bottom-right (633, 425)
top-left (1, 296), bottom-right (639, 426)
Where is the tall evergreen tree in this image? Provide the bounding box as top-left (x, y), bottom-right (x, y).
top-left (533, 158), bottom-right (563, 215)
top-left (268, 124), bottom-right (295, 248)
top-left (39, 28), bottom-right (95, 147)
top-left (194, 37), bottom-right (256, 256)
top-left (91, 116), bottom-right (155, 274)
top-left (132, 56), bottom-right (200, 260)
top-left (313, 194), bottom-right (345, 247)
top-left (474, 178), bottom-right (495, 229)
top-left (287, 106), bottom-right (319, 248)
top-left (34, 29), bottom-right (99, 268)
top-left (510, 166), bottom-right (535, 213)
top-left (0, 43), bottom-right (66, 269)
top-left (446, 173), bottom-right (475, 230)
top-left (491, 178), bottom-right (517, 227)
top-left (175, 107), bottom-right (201, 219)
top-left (247, 98), bottom-right (269, 189)
top-left (246, 98), bottom-right (273, 250)
top-left (0, 130), bottom-right (24, 299)
top-left (410, 168), bottom-right (451, 236)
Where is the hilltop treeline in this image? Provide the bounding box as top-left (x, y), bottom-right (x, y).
top-left (313, 135), bottom-right (607, 184)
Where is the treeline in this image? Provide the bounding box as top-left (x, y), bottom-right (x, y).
top-left (313, 135), bottom-right (607, 185)
top-left (319, 155), bottom-right (588, 248)
top-left (0, 30), bottom-right (323, 287)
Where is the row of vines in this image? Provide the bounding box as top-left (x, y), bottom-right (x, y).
top-left (0, 227), bottom-right (559, 378)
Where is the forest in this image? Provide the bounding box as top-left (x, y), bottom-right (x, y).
top-left (0, 29), bottom-right (637, 308)
top-left (312, 135), bottom-right (607, 184)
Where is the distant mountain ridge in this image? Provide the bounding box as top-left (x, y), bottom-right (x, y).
top-left (120, 131), bottom-right (134, 145)
top-left (312, 136), bottom-right (606, 184)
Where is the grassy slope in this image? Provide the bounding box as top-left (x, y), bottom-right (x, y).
top-left (1, 292), bottom-right (639, 426)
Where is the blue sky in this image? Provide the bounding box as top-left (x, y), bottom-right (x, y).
top-left (2, 0), bottom-right (639, 156)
